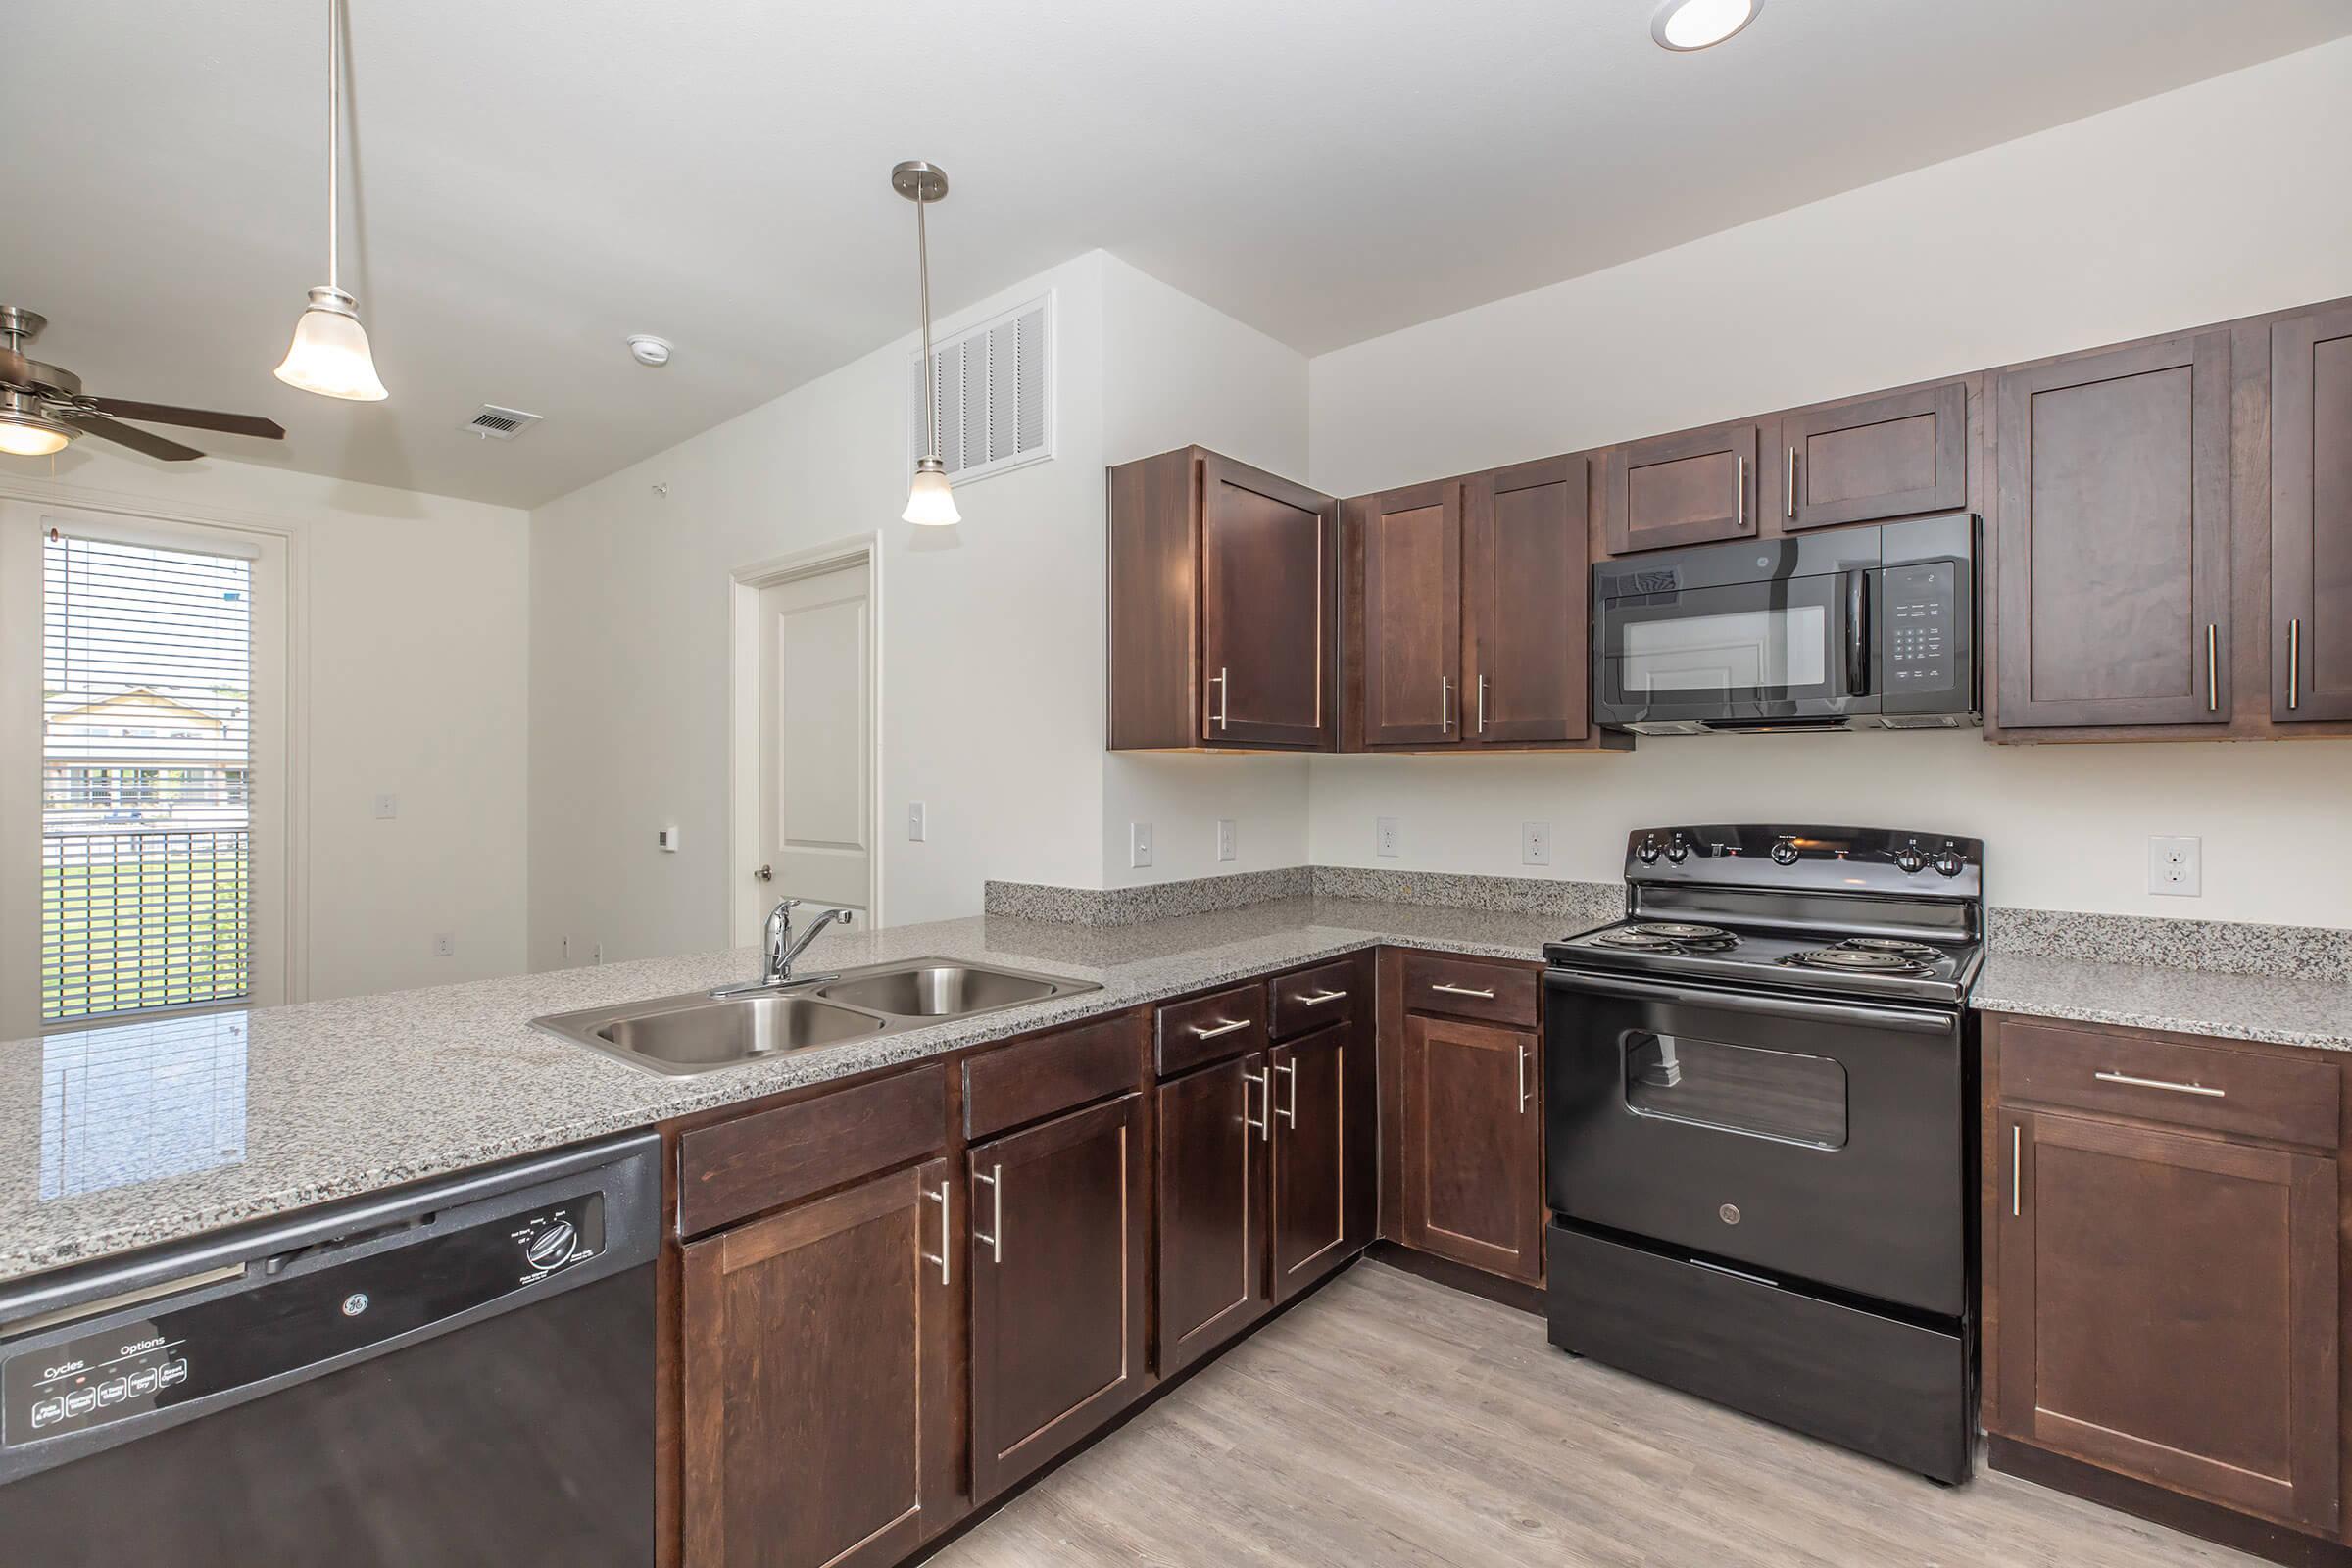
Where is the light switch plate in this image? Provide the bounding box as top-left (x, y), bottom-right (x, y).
top-left (1130, 821), bottom-right (1153, 869)
top-left (907, 802), bottom-right (927, 843)
top-left (2148, 835), bottom-right (2202, 896)
top-left (432, 933), bottom-right (455, 958)
top-left (1521, 821), bottom-right (1551, 867)
top-left (1376, 817), bottom-right (1400, 858)
top-left (372, 793), bottom-right (398, 820)
top-left (1216, 819), bottom-right (1237, 862)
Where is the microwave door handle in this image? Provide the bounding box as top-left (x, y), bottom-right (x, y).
top-left (1846, 568), bottom-right (1871, 697)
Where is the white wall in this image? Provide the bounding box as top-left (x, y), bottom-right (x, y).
top-left (0, 448), bottom-right (532, 1001)
top-left (1306, 38), bottom-right (2352, 927)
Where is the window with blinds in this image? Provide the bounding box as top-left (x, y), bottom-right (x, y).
top-left (41, 533), bottom-right (253, 1023)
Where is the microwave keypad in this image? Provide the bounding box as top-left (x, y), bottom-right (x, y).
top-left (1884, 563), bottom-right (1955, 693)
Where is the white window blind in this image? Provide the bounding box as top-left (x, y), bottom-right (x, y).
top-left (41, 533), bottom-right (253, 1023)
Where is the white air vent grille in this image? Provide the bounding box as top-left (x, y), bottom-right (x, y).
top-left (911, 294), bottom-right (1053, 484)
top-left (463, 405), bottom-right (544, 441)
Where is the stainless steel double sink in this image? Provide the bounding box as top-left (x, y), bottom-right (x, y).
top-left (531, 957), bottom-right (1100, 1077)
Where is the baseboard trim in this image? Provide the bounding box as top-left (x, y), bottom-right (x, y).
top-left (1987, 1437), bottom-right (2350, 1568)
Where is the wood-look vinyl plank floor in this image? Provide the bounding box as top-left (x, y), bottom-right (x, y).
top-left (933, 1261), bottom-right (2266, 1568)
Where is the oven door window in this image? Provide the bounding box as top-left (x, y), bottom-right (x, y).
top-left (1598, 573), bottom-right (1849, 714)
top-left (1624, 1032), bottom-right (1848, 1150)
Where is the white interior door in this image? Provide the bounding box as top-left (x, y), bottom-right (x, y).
top-left (757, 564), bottom-right (870, 917)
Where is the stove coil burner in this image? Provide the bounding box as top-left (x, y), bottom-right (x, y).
top-left (1592, 921), bottom-right (1739, 954)
top-left (1788, 947), bottom-right (1930, 974)
top-left (1837, 936), bottom-right (1942, 959)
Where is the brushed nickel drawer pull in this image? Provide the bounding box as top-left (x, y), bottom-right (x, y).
top-left (1295, 988), bottom-right (1348, 1006)
top-left (920, 1179), bottom-right (951, 1285)
top-left (1516, 1041), bottom-right (1531, 1114)
top-left (1192, 1017), bottom-right (1251, 1040)
top-left (1430, 982), bottom-right (1495, 1000)
top-left (972, 1165), bottom-right (1004, 1264)
top-left (2206, 623), bottom-right (2218, 712)
top-left (2095, 1069), bottom-right (2225, 1099)
top-left (1274, 1059), bottom-right (1298, 1126)
top-left (1242, 1066), bottom-right (1270, 1141)
top-left (2011, 1124), bottom-right (2020, 1219)
top-left (2289, 617), bottom-right (2301, 710)
top-left (1786, 445), bottom-right (1797, 517)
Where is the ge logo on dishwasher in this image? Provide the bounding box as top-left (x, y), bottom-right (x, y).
top-left (341, 1293), bottom-right (370, 1317)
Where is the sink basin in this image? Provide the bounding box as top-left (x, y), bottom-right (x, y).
top-left (815, 963), bottom-right (1061, 1017)
top-left (531, 956), bottom-right (1098, 1076)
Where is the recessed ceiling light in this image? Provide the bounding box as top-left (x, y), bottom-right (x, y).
top-left (1652, 0), bottom-right (1762, 51)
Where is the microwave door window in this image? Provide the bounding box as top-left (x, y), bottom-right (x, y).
top-left (1621, 604), bottom-right (1828, 698)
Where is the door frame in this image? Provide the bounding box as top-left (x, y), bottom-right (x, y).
top-left (726, 535), bottom-right (883, 943)
top-left (0, 494), bottom-right (307, 1039)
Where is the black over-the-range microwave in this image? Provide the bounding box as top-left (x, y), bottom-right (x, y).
top-left (1589, 514), bottom-right (1980, 735)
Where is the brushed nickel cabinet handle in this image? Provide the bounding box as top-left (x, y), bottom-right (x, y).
top-left (972, 1164), bottom-right (1004, 1263)
top-left (1735, 454), bottom-right (1746, 531)
top-left (1431, 982), bottom-right (1495, 1000)
top-left (1210, 666), bottom-right (1230, 731)
top-left (1274, 1059), bottom-right (1298, 1126)
top-left (1516, 1041), bottom-right (1531, 1114)
top-left (920, 1179), bottom-right (951, 1285)
top-left (1441, 674), bottom-right (1452, 733)
top-left (1192, 1017), bottom-right (1251, 1040)
top-left (2206, 624), bottom-right (2218, 712)
top-left (2011, 1124), bottom-right (2021, 1219)
top-left (1477, 674), bottom-right (1488, 734)
top-left (1786, 446), bottom-right (1797, 517)
top-left (2289, 617), bottom-right (2301, 710)
top-left (1295, 988), bottom-right (1348, 1006)
top-left (1242, 1066), bottom-right (1270, 1141)
top-left (2095, 1069), bottom-right (2225, 1099)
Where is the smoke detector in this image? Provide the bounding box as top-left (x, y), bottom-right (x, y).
top-left (626, 335), bottom-right (673, 368)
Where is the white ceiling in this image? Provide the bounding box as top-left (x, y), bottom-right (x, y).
top-left (8, 0), bottom-right (2348, 509)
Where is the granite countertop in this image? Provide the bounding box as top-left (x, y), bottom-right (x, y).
top-left (0, 897), bottom-right (1563, 1289)
top-left (1971, 952), bottom-right (2352, 1053)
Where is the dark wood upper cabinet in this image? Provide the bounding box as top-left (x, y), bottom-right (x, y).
top-left (681, 1159), bottom-right (956, 1568)
top-left (1465, 455), bottom-right (1592, 743)
top-left (967, 1093), bottom-right (1148, 1504)
top-left (1154, 1052), bottom-right (1268, 1376)
top-left (1599, 419), bottom-right (1761, 554)
top-left (1778, 380), bottom-right (1967, 531)
top-left (1992, 1108), bottom-right (2337, 1534)
top-left (1397, 1010), bottom-right (1543, 1284)
top-left (2274, 303), bottom-right (2352, 722)
top-left (1354, 480), bottom-right (1463, 747)
top-left (1994, 332), bottom-right (2233, 729)
top-left (1106, 447), bottom-right (1337, 752)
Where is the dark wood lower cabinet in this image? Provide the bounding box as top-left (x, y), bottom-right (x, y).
top-left (1397, 1011), bottom-right (1543, 1283)
top-left (967, 1093), bottom-right (1149, 1504)
top-left (1155, 1053), bottom-right (1267, 1374)
top-left (680, 1159), bottom-right (956, 1568)
top-left (1270, 1021), bottom-right (1369, 1302)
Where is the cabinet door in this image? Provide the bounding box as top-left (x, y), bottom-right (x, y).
top-left (1398, 1013), bottom-right (1543, 1282)
top-left (1466, 455), bottom-right (1590, 743)
top-left (968, 1093), bottom-right (1149, 1503)
top-left (1155, 1053), bottom-right (1267, 1375)
top-left (1600, 419), bottom-right (1761, 554)
top-left (1778, 381), bottom-right (1967, 531)
top-left (1357, 480), bottom-right (1463, 747)
top-left (681, 1159), bottom-right (955, 1568)
top-left (1270, 1020), bottom-right (1372, 1302)
top-left (2274, 304), bottom-right (2352, 721)
top-left (1995, 333), bottom-right (2232, 728)
top-left (1199, 453), bottom-right (1336, 748)
top-left (1994, 1110), bottom-right (2337, 1533)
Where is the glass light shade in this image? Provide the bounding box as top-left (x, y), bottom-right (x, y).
top-left (0, 415), bottom-right (73, 457)
top-left (274, 288), bottom-right (388, 401)
top-left (1652, 0), bottom-right (1759, 50)
top-left (903, 463), bottom-right (960, 526)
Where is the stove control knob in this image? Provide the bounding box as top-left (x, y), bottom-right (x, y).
top-left (1636, 834), bottom-right (1661, 864)
top-left (1664, 836), bottom-right (1690, 864)
top-left (1932, 842), bottom-right (1967, 878)
top-left (1893, 839), bottom-right (1927, 875)
top-left (524, 1219), bottom-right (579, 1272)
top-left (1770, 836), bottom-right (1800, 865)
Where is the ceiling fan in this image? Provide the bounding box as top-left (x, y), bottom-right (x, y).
top-left (0, 307), bottom-right (287, 462)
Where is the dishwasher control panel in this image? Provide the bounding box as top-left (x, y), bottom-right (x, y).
top-left (3, 1192), bottom-right (604, 1448)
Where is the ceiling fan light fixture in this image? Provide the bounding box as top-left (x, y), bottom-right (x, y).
top-left (274, 286), bottom-right (388, 401)
top-left (1651, 0), bottom-right (1762, 51)
top-left (0, 409), bottom-right (73, 458)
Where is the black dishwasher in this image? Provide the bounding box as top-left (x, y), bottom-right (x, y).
top-left (0, 1131), bottom-right (660, 1566)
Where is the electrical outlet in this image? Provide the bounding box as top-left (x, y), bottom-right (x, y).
top-left (1376, 817), bottom-right (1400, 858)
top-left (372, 793), bottom-right (398, 820)
top-left (2148, 835), bottom-right (2202, 897)
top-left (1521, 821), bottom-right (1551, 867)
top-left (592, 941), bottom-right (604, 965)
top-left (432, 933), bottom-right (456, 958)
top-left (1216, 819), bottom-right (1237, 862)
top-left (1130, 821), bottom-right (1154, 869)
top-left (907, 802), bottom-right (926, 843)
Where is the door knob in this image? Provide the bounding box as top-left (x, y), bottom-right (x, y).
top-left (753, 863), bottom-right (773, 882)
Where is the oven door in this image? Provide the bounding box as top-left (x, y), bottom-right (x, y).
top-left (1544, 970), bottom-right (1966, 1317)
top-left (1592, 566), bottom-right (1868, 730)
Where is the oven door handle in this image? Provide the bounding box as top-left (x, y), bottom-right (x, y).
top-left (1548, 970), bottom-right (1955, 1035)
top-left (1845, 567), bottom-right (1871, 698)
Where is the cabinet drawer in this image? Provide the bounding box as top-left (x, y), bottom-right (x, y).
top-left (677, 1064), bottom-right (948, 1237)
top-left (1268, 957), bottom-right (1362, 1039)
top-left (964, 1012), bottom-right (1145, 1139)
top-left (1996, 1017), bottom-right (2337, 1150)
top-left (1400, 953), bottom-right (1539, 1027)
top-left (1155, 983), bottom-right (1268, 1076)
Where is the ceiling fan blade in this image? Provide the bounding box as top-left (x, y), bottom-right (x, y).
top-left (85, 397), bottom-right (285, 440)
top-left (0, 345), bottom-right (31, 388)
top-left (66, 413), bottom-right (205, 463)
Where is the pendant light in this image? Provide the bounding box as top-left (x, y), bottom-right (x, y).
top-left (893, 161), bottom-right (957, 526)
top-left (275, 0), bottom-right (388, 401)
